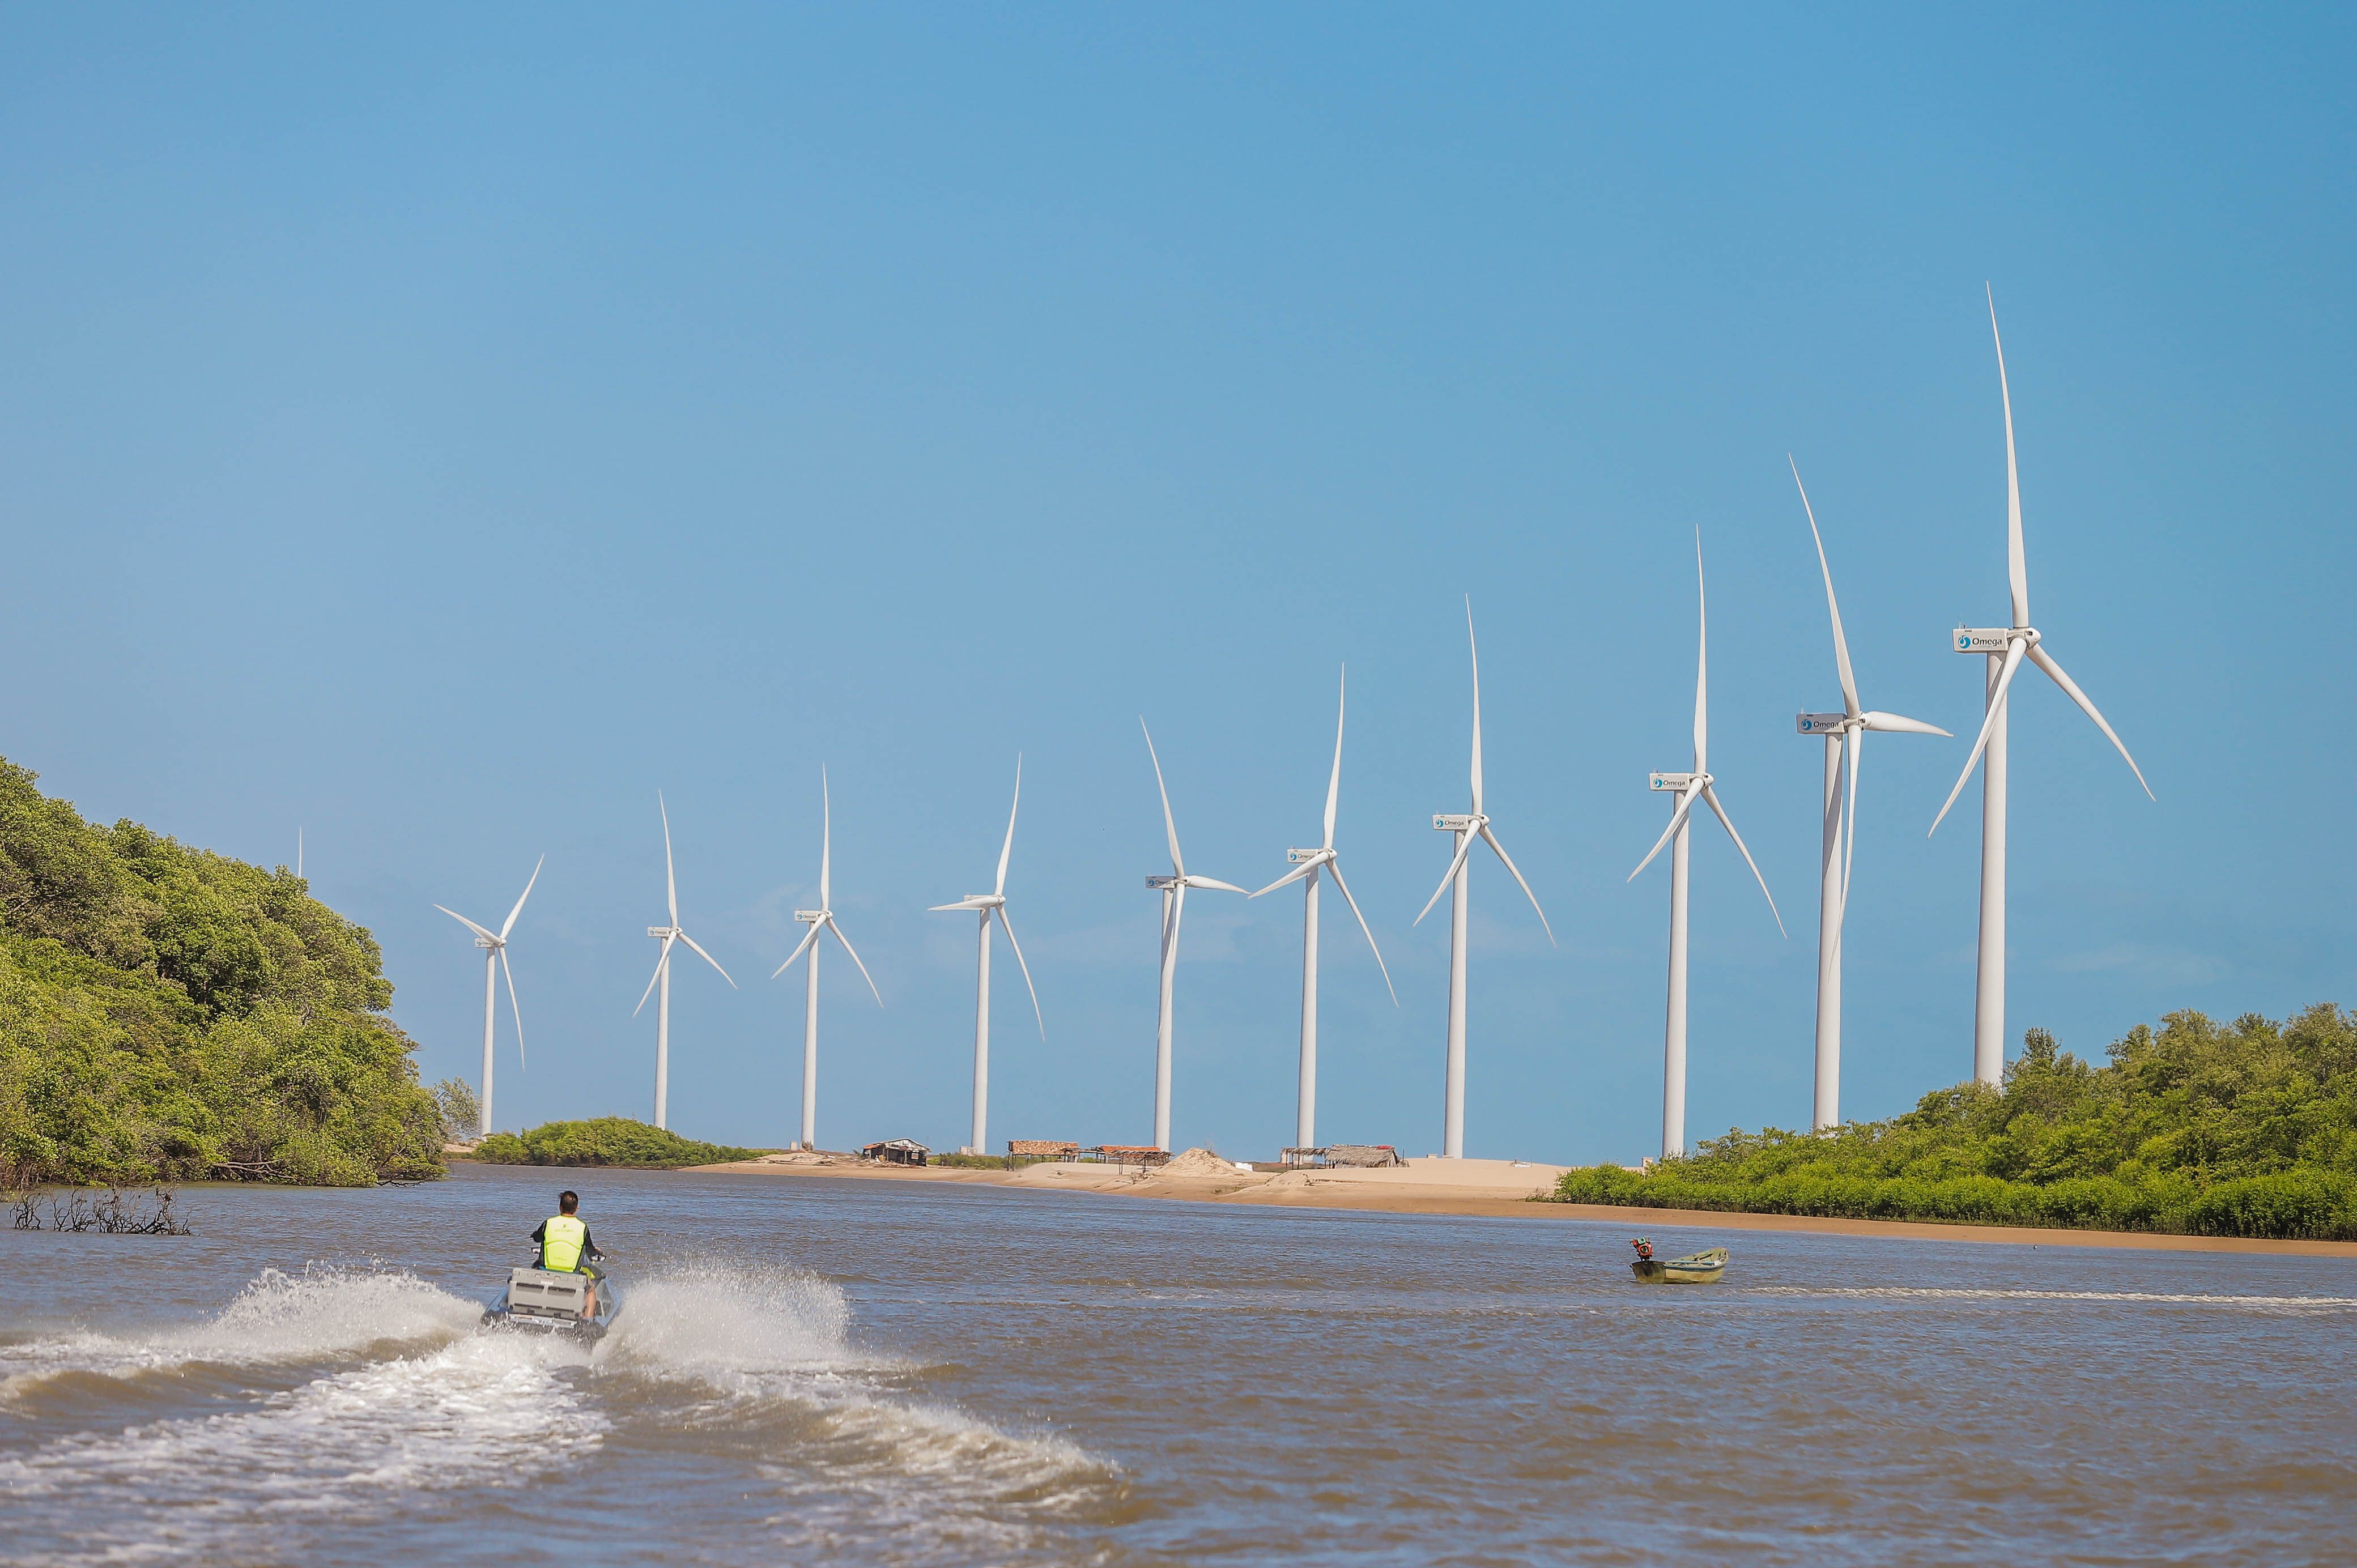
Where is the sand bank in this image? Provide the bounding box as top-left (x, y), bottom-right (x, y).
top-left (687, 1151), bottom-right (2357, 1258)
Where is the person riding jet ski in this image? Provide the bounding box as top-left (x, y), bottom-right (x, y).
top-left (533, 1190), bottom-right (606, 1316)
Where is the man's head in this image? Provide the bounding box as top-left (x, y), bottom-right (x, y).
top-left (558, 1191), bottom-right (579, 1215)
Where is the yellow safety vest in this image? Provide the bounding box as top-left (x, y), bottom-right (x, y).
top-left (542, 1215), bottom-right (587, 1272)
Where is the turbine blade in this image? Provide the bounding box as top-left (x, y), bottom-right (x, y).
top-left (1250, 859), bottom-right (1318, 898)
top-left (1700, 783), bottom-right (1786, 937)
top-left (435, 905), bottom-right (497, 943)
top-left (1990, 286), bottom-right (2029, 629)
top-left (819, 766), bottom-right (832, 910)
top-left (1792, 458), bottom-right (1859, 718)
top-left (500, 854), bottom-right (544, 940)
top-left (1165, 881), bottom-right (1188, 968)
top-left (633, 935), bottom-right (675, 1016)
top-left (1479, 823), bottom-right (1555, 947)
top-left (929, 898), bottom-right (993, 911)
top-left (994, 754), bottom-right (1021, 898)
top-left (1414, 829), bottom-right (1478, 926)
top-left (1627, 787), bottom-right (1700, 882)
top-left (676, 930), bottom-right (737, 988)
top-left (500, 947), bottom-right (526, 1072)
top-left (1929, 639), bottom-right (2028, 835)
top-left (1842, 727), bottom-right (1861, 912)
top-left (1466, 598), bottom-right (1484, 816)
top-left (1322, 857), bottom-right (1398, 1006)
top-left (2026, 643), bottom-right (2154, 799)
top-left (1184, 875), bottom-right (1250, 894)
top-left (1140, 718), bottom-right (1185, 877)
top-left (993, 905), bottom-right (1045, 1038)
top-left (826, 918), bottom-right (882, 1006)
top-left (660, 792), bottom-right (678, 926)
top-left (1860, 710), bottom-right (1951, 736)
top-left (1324, 666), bottom-right (1345, 850)
top-left (770, 921), bottom-right (822, 979)
top-left (1693, 530), bottom-right (1709, 773)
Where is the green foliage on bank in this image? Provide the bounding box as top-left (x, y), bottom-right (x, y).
top-left (470, 1117), bottom-right (763, 1168)
top-left (0, 758), bottom-right (444, 1187)
top-left (1552, 1007), bottom-right (2357, 1240)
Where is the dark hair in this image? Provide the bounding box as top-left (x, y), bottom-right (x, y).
top-left (558, 1190), bottom-right (579, 1214)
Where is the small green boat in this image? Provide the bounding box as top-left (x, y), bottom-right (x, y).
top-left (1629, 1244), bottom-right (1728, 1284)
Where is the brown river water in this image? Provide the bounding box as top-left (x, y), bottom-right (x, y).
top-left (3, 1162), bottom-right (2353, 1565)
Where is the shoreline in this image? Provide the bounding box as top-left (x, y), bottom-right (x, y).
top-left (684, 1153), bottom-right (2357, 1259)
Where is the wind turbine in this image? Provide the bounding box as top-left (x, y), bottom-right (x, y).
top-left (1930, 289), bottom-right (2153, 1086)
top-left (1140, 719), bottom-right (1248, 1152)
top-left (1413, 599), bottom-right (1553, 1161)
top-left (773, 768), bottom-right (882, 1151)
top-left (634, 794), bottom-right (737, 1130)
top-left (1628, 534), bottom-right (1784, 1159)
top-left (1789, 461), bottom-right (1949, 1132)
top-left (929, 756), bottom-right (1044, 1156)
top-left (433, 857), bottom-right (542, 1137)
top-left (1251, 667), bottom-right (1396, 1152)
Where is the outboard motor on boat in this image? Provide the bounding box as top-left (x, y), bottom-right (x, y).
top-left (483, 1264), bottom-right (621, 1339)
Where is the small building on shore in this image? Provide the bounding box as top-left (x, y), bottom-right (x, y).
top-left (861, 1137), bottom-right (930, 1166)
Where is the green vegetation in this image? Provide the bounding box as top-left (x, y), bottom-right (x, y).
top-left (0, 758), bottom-right (444, 1187)
top-left (470, 1118), bottom-right (764, 1168)
top-left (1551, 1007), bottom-right (2357, 1240)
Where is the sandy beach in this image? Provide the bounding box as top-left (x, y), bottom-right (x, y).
top-left (687, 1149), bottom-right (2357, 1258)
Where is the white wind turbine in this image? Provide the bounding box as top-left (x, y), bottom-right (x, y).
top-left (773, 768), bottom-right (882, 1151)
top-left (1789, 461), bottom-right (1949, 1132)
top-left (929, 756), bottom-right (1044, 1157)
top-left (1253, 668), bottom-right (1396, 1152)
top-left (634, 794), bottom-right (737, 1131)
top-left (434, 856), bottom-right (542, 1137)
top-left (1140, 719), bottom-right (1248, 1152)
top-left (1930, 290), bottom-right (2152, 1085)
top-left (1628, 534), bottom-right (1784, 1159)
top-left (1413, 600), bottom-right (1553, 1161)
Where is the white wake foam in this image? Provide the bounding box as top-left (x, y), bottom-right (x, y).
top-left (0, 1266), bottom-right (483, 1401)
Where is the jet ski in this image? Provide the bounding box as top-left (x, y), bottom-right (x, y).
top-left (482, 1264), bottom-right (621, 1339)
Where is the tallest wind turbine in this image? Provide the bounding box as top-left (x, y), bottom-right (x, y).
top-left (1930, 291), bottom-right (2153, 1086)
top-left (1414, 600), bottom-right (1553, 1160)
top-left (1628, 535), bottom-right (1783, 1159)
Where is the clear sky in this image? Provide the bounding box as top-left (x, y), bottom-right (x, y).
top-left (3, 6), bottom-right (2350, 1163)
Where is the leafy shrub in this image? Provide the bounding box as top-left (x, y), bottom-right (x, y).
top-left (1550, 1007), bottom-right (2357, 1241)
top-left (467, 1117), bottom-right (762, 1168)
top-left (0, 759), bottom-right (442, 1187)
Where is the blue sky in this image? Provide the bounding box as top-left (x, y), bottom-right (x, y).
top-left (3, 6), bottom-right (2350, 1162)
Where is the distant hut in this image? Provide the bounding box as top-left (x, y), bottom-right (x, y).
top-left (861, 1137), bottom-right (930, 1166)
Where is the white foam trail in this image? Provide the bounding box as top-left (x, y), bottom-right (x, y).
top-left (1763, 1286), bottom-right (2357, 1308)
top-left (0, 1329), bottom-right (604, 1559)
top-left (0, 1266), bottom-right (482, 1401)
top-left (597, 1263), bottom-right (1121, 1531)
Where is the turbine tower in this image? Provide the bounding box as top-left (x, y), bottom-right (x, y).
top-left (433, 856), bottom-right (542, 1137)
top-left (929, 756), bottom-right (1044, 1156)
top-left (1628, 535), bottom-right (1784, 1159)
top-left (773, 768), bottom-right (882, 1151)
top-left (1251, 667), bottom-right (1396, 1152)
top-left (1789, 461), bottom-right (1948, 1132)
top-left (1413, 599), bottom-right (1553, 1160)
top-left (634, 794), bottom-right (737, 1130)
top-left (1931, 289), bottom-right (2153, 1085)
top-left (1140, 719), bottom-right (1248, 1152)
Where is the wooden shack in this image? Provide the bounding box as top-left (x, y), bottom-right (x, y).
top-left (860, 1137), bottom-right (931, 1166)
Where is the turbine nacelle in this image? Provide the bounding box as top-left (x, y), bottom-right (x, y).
top-left (1649, 771), bottom-right (1705, 792)
top-left (793, 909), bottom-right (825, 924)
top-left (646, 924), bottom-right (678, 939)
top-left (1796, 714), bottom-right (1851, 735)
top-left (1285, 847), bottom-right (1331, 864)
top-left (473, 935), bottom-right (501, 951)
top-left (1432, 812), bottom-right (1483, 832)
top-left (1145, 875), bottom-right (1178, 890)
top-left (1955, 625), bottom-right (2038, 654)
